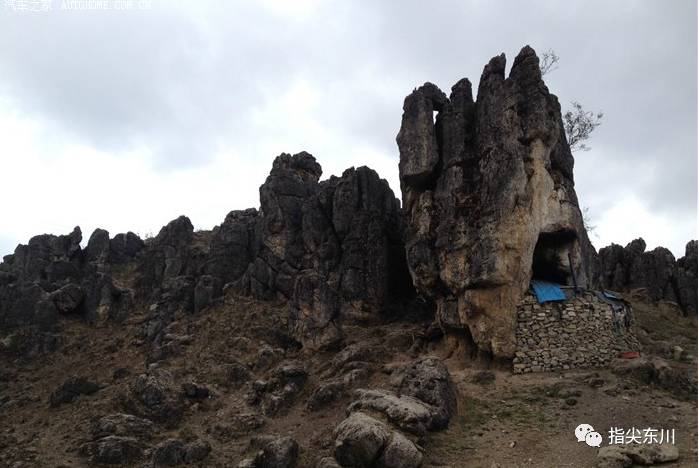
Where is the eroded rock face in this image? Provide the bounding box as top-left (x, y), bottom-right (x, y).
top-left (0, 227), bottom-right (142, 357)
top-left (397, 45), bottom-right (594, 358)
top-left (597, 239), bottom-right (698, 315)
top-left (236, 152), bottom-right (412, 350)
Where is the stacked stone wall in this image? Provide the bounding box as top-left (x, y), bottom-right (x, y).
top-left (514, 291), bottom-right (640, 373)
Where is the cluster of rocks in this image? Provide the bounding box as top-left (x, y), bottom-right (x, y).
top-left (0, 227), bottom-right (143, 357)
top-left (397, 45), bottom-right (596, 359)
top-left (597, 239), bottom-right (698, 315)
top-left (55, 368), bottom-right (214, 466)
top-left (327, 357), bottom-right (457, 468)
top-left (514, 292), bottom-right (640, 373)
top-left (0, 152), bottom-right (414, 361)
top-left (80, 412), bottom-right (210, 466)
top-left (245, 360), bottom-right (308, 416)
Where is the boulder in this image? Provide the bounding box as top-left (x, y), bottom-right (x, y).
top-left (333, 412), bottom-right (422, 468)
top-left (121, 370), bottom-right (184, 427)
top-left (378, 431), bottom-right (422, 468)
top-left (307, 381), bottom-right (346, 411)
top-left (82, 435), bottom-right (146, 465)
top-left (393, 357), bottom-right (457, 428)
top-left (90, 413), bottom-right (154, 440)
top-left (49, 376), bottom-right (100, 407)
top-left (597, 444), bottom-right (679, 467)
top-left (333, 412), bottom-right (391, 466)
top-left (246, 361), bottom-right (308, 416)
top-left (255, 436), bottom-right (299, 468)
top-left (152, 438), bottom-right (211, 465)
top-left (193, 274), bottom-right (222, 313)
top-left (347, 389), bottom-right (442, 436)
top-left (49, 283), bottom-right (84, 314)
top-left (316, 457), bottom-right (342, 468)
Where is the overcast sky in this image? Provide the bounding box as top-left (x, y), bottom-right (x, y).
top-left (0, 0), bottom-right (696, 259)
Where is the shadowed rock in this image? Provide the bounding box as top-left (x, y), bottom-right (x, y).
top-left (597, 239), bottom-right (698, 315)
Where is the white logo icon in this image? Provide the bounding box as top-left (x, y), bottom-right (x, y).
top-left (575, 423), bottom-right (595, 442)
top-left (585, 431), bottom-right (603, 447)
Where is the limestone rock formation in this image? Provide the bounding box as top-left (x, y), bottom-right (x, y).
top-left (597, 239), bottom-right (698, 315)
top-left (0, 226), bottom-right (142, 357)
top-left (235, 152), bottom-right (411, 350)
top-left (397, 45), bottom-right (595, 358)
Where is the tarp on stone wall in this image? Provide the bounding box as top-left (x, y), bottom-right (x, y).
top-left (530, 280), bottom-right (566, 303)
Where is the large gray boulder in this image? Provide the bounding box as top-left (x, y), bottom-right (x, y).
top-left (333, 412), bottom-right (422, 468)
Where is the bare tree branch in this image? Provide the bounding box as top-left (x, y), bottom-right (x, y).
top-left (539, 49), bottom-right (560, 76)
top-left (563, 102), bottom-right (604, 152)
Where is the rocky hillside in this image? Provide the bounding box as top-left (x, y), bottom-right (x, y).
top-left (0, 46), bottom-right (696, 468)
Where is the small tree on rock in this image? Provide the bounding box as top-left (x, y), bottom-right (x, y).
top-left (539, 49), bottom-right (603, 153)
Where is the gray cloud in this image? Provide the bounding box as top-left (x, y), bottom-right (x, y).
top-left (0, 0), bottom-right (695, 256)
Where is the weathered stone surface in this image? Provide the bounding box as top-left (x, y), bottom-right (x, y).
top-left (235, 152), bottom-right (411, 350)
top-left (392, 357), bottom-right (457, 428)
top-left (49, 376), bottom-right (100, 407)
top-left (135, 216), bottom-right (196, 304)
top-left (152, 438), bottom-right (212, 465)
top-left (255, 436), bottom-right (299, 468)
top-left (347, 389), bottom-right (441, 436)
top-left (81, 435), bottom-right (146, 465)
top-left (597, 239), bottom-right (698, 315)
top-left (378, 431), bottom-right (422, 468)
top-left (333, 411), bottom-right (422, 468)
top-left (333, 412), bottom-right (391, 466)
top-left (307, 380), bottom-right (346, 411)
top-left (597, 444), bottom-right (679, 467)
top-left (85, 228), bottom-right (111, 264)
top-left (246, 361), bottom-right (308, 416)
top-left (205, 208), bottom-right (258, 282)
top-left (0, 227), bottom-right (82, 336)
top-left (194, 274), bottom-right (222, 313)
top-left (49, 283), bottom-right (84, 314)
top-left (109, 231), bottom-right (144, 264)
top-left (121, 370), bottom-right (184, 427)
top-left (610, 357), bottom-right (697, 400)
top-left (316, 457), bottom-right (342, 468)
top-left (90, 413), bottom-right (154, 440)
top-left (397, 46), bottom-right (595, 358)
top-left (0, 225), bottom-right (144, 357)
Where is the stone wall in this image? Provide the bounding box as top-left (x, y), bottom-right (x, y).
top-left (513, 291), bottom-right (640, 374)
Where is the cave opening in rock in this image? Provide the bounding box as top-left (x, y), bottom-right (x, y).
top-left (531, 230), bottom-right (577, 284)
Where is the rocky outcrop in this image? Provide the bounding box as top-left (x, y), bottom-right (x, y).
top-left (597, 239), bottom-right (698, 315)
top-left (235, 152), bottom-right (412, 350)
top-left (397, 45), bottom-right (594, 358)
top-left (0, 227), bottom-right (142, 357)
top-left (326, 356), bottom-right (456, 467)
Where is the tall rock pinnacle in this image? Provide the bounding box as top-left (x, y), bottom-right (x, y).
top-left (397, 45), bottom-right (596, 358)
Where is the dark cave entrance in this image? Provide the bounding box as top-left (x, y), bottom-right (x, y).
top-left (531, 230), bottom-right (577, 285)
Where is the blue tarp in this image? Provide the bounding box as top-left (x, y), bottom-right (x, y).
top-left (602, 290), bottom-right (620, 300)
top-left (530, 280), bottom-right (566, 303)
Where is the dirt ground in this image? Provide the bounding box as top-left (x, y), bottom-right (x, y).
top-left (0, 292), bottom-right (696, 468)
